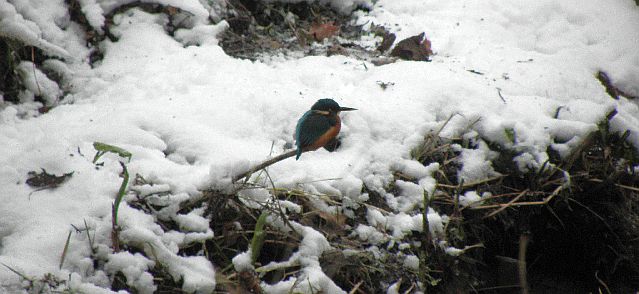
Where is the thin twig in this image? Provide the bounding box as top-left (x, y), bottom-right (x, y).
top-left (476, 284), bottom-right (521, 292)
top-left (435, 113), bottom-right (457, 137)
top-left (475, 184), bottom-right (565, 211)
top-left (402, 282), bottom-right (416, 294)
top-left (545, 205), bottom-right (565, 230)
top-left (453, 179), bottom-right (464, 216)
top-left (348, 280), bottom-right (363, 294)
top-left (474, 191), bottom-right (544, 202)
top-left (484, 189), bottom-right (528, 218)
top-left (474, 201), bottom-right (548, 210)
top-left (419, 143), bottom-right (453, 159)
top-left (31, 47), bottom-right (42, 97)
top-left (300, 177), bottom-right (342, 184)
top-left (437, 175), bottom-right (506, 189)
top-left (252, 141), bottom-right (277, 182)
top-left (588, 178), bottom-right (639, 192)
top-left (595, 271), bottom-right (612, 294)
top-left (496, 87), bottom-right (506, 103)
top-left (262, 169), bottom-right (299, 235)
top-left (84, 219), bottom-right (96, 253)
top-left (567, 198), bottom-right (620, 243)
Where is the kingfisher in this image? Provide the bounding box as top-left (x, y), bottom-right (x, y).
top-left (295, 99), bottom-right (357, 160)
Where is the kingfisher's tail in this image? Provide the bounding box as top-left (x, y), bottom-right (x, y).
top-left (295, 148), bottom-right (302, 160)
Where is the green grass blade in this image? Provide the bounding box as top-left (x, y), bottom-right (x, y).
top-left (250, 212), bottom-right (268, 263)
top-left (113, 161), bottom-right (129, 227)
top-left (59, 230), bottom-right (72, 269)
top-left (1, 263), bottom-right (31, 281)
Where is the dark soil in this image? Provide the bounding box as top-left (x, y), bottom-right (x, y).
top-left (217, 0), bottom-right (392, 62)
top-left (5, 1), bottom-right (637, 293)
top-left (409, 114), bottom-right (639, 293)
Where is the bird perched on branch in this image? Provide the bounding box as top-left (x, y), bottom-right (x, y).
top-left (295, 98), bottom-right (357, 160)
top-left (232, 99), bottom-right (357, 182)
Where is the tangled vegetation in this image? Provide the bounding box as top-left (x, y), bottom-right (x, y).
top-left (2, 1), bottom-right (638, 293)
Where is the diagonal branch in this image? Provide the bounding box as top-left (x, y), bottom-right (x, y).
top-left (232, 149), bottom-right (298, 182)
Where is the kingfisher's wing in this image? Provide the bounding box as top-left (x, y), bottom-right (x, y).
top-left (295, 112), bottom-right (333, 149)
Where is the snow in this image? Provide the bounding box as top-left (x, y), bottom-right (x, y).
top-left (79, 0), bottom-right (106, 34)
top-left (129, 183), bottom-right (170, 196)
top-left (16, 61), bottom-right (62, 105)
top-left (104, 252), bottom-right (156, 294)
top-left (403, 254), bottom-right (420, 271)
top-left (458, 191), bottom-right (484, 207)
top-left (354, 224), bottom-right (387, 244)
top-left (173, 208), bottom-right (210, 233)
top-left (231, 250), bottom-right (253, 272)
top-left (1, 0), bottom-right (638, 293)
top-left (10, 0), bottom-right (89, 61)
top-left (455, 141), bottom-right (500, 183)
top-left (296, 224), bottom-right (331, 257)
top-left (386, 281), bottom-right (401, 294)
top-left (117, 204), bottom-right (216, 292)
top-left (174, 21), bottom-right (229, 46)
top-left (97, 0), bottom-right (210, 22)
top-left (0, 0), bottom-right (70, 58)
top-left (444, 245), bottom-right (464, 257)
top-left (295, 265), bottom-right (346, 294)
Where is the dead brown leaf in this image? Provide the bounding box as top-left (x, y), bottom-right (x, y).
top-left (166, 5), bottom-right (178, 16)
top-left (317, 211), bottom-right (347, 228)
top-left (310, 21), bottom-right (339, 42)
top-left (390, 32), bottom-right (433, 61)
top-left (238, 270), bottom-right (262, 294)
top-left (26, 169), bottom-right (73, 189)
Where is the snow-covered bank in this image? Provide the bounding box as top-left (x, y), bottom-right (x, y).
top-left (1, 0), bottom-right (638, 292)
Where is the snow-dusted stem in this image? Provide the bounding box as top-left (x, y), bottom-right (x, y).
top-left (111, 161), bottom-right (129, 252)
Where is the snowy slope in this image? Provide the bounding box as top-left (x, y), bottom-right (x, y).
top-left (1, 0), bottom-right (638, 293)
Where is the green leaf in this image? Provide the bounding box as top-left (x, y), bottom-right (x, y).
top-left (504, 128), bottom-right (516, 143)
top-left (250, 212), bottom-right (268, 263)
top-left (93, 142), bottom-right (132, 163)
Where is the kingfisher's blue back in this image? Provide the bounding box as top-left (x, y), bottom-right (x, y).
top-left (295, 110), bottom-right (312, 160)
top-left (295, 110), bottom-right (337, 159)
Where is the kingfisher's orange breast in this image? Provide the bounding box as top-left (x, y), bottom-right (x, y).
top-left (307, 116), bottom-right (341, 151)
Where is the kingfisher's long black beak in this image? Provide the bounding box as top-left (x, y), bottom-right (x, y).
top-left (339, 107), bottom-right (357, 111)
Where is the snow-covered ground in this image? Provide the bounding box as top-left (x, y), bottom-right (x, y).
top-left (1, 0), bottom-right (638, 292)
